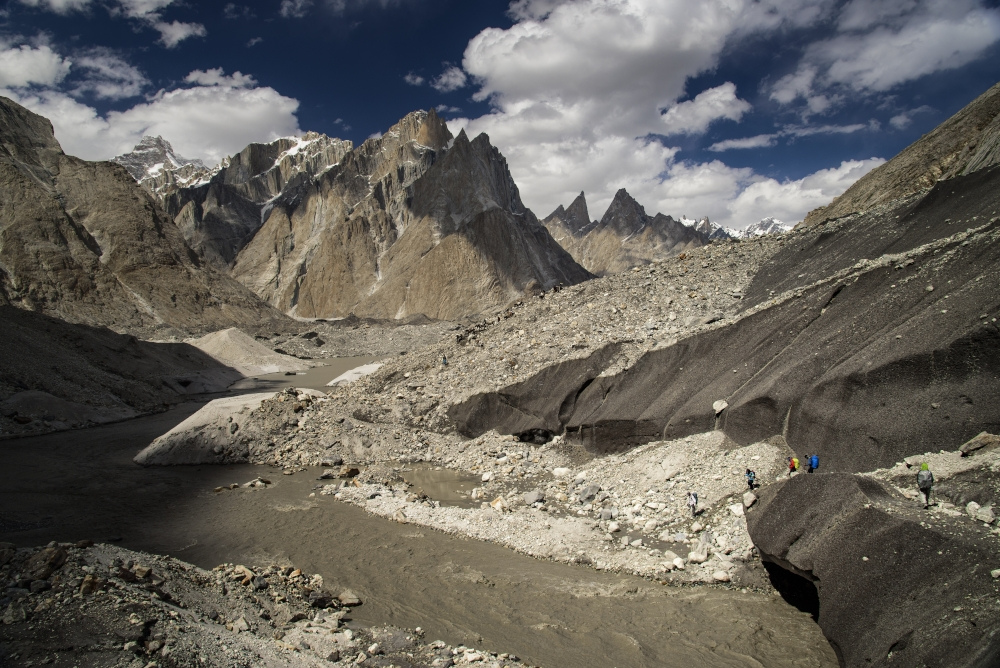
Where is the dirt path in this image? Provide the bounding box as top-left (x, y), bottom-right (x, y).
top-left (0, 407), bottom-right (837, 668)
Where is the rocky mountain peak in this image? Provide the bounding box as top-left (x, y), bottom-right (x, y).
top-left (366, 109), bottom-right (453, 155)
top-left (416, 108), bottom-right (452, 151)
top-left (411, 129), bottom-right (527, 230)
top-left (112, 135), bottom-right (204, 182)
top-left (599, 188), bottom-right (649, 237)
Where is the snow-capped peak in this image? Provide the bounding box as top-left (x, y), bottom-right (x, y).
top-left (112, 136), bottom-right (205, 182)
top-left (739, 217), bottom-right (793, 238)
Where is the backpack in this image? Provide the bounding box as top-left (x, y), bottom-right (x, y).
top-left (917, 469), bottom-right (933, 489)
top-left (810, 455), bottom-right (819, 469)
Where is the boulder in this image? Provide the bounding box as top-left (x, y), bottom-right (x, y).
top-left (23, 546), bottom-right (67, 580)
top-left (523, 490), bottom-right (544, 506)
top-left (960, 432), bottom-right (1000, 457)
top-left (577, 483), bottom-right (601, 503)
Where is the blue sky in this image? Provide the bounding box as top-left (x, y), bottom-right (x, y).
top-left (3, 0), bottom-right (999, 228)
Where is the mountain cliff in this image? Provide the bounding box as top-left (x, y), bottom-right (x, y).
top-left (0, 96), bottom-right (289, 336)
top-left (543, 189), bottom-right (706, 275)
top-left (230, 113), bottom-right (590, 320)
top-left (801, 81), bottom-right (1000, 226)
top-left (120, 109), bottom-right (588, 321)
top-left (114, 132), bottom-right (352, 267)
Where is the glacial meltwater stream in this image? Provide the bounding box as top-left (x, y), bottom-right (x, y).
top-left (1, 399), bottom-right (838, 667)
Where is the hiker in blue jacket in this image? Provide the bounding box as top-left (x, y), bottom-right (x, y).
top-left (745, 469), bottom-right (756, 490)
top-left (808, 454), bottom-right (819, 473)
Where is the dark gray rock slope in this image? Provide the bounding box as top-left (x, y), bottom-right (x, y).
top-left (0, 306), bottom-right (242, 437)
top-left (450, 164), bottom-right (1000, 472)
top-left (746, 473), bottom-right (1000, 668)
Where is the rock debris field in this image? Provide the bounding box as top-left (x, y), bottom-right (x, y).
top-left (0, 540), bottom-right (532, 668)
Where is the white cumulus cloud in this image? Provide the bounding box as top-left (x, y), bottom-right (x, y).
top-left (0, 44), bottom-right (72, 88)
top-left (184, 68), bottom-right (256, 88)
top-left (726, 158), bottom-right (886, 226)
top-left (708, 134), bottom-right (778, 152)
top-left (17, 0), bottom-right (91, 13)
top-left (71, 48), bottom-right (148, 99)
top-left (660, 83), bottom-right (751, 135)
top-left (3, 68), bottom-right (301, 165)
top-left (451, 0), bottom-right (880, 228)
top-left (152, 20), bottom-right (207, 48)
top-left (280, 0), bottom-right (312, 18)
top-left (431, 66), bottom-right (467, 93)
top-left (772, 0), bottom-right (1000, 110)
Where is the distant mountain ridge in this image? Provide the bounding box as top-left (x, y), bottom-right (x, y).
top-left (543, 190), bottom-right (705, 275)
top-left (115, 109), bottom-right (590, 320)
top-left (542, 191), bottom-right (791, 275)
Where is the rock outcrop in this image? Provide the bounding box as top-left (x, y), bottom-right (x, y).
top-left (0, 96), bottom-right (289, 336)
top-left (746, 471), bottom-right (1000, 667)
top-left (543, 189), bottom-right (706, 276)
top-left (230, 113), bottom-right (590, 320)
top-left (801, 81), bottom-right (1000, 226)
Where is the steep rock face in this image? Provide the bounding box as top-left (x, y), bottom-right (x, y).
top-left (232, 114), bottom-right (590, 320)
top-left (746, 473), bottom-right (1000, 668)
top-left (543, 189), bottom-right (705, 276)
top-left (148, 132), bottom-right (352, 266)
top-left (0, 96), bottom-right (289, 336)
top-left (802, 81), bottom-right (1000, 226)
top-left (451, 165), bottom-right (1000, 470)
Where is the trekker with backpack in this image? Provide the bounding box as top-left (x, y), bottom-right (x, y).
top-left (808, 454), bottom-right (819, 473)
top-left (745, 469), bottom-right (756, 490)
top-left (687, 491), bottom-right (698, 517)
top-left (788, 456), bottom-right (799, 477)
top-left (917, 463), bottom-right (934, 509)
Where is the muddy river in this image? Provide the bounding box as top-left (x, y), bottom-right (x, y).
top-left (0, 402), bottom-right (838, 668)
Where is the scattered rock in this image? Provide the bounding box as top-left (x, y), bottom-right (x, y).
top-left (338, 590), bottom-right (362, 607)
top-left (523, 489), bottom-right (544, 505)
top-left (960, 432), bottom-right (1000, 457)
